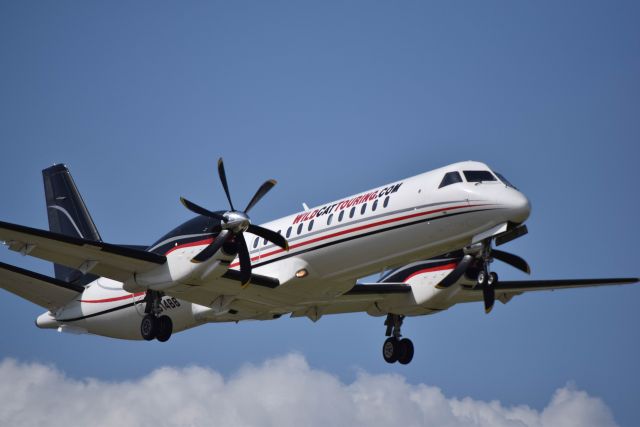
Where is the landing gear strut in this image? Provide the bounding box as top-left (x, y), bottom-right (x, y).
top-left (140, 290), bottom-right (173, 342)
top-left (382, 314), bottom-right (414, 364)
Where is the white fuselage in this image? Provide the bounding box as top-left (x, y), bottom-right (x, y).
top-left (37, 161), bottom-right (531, 339)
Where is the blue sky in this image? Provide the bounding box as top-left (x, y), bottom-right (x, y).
top-left (0, 1), bottom-right (638, 426)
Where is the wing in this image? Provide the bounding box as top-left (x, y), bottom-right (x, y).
top-left (288, 283), bottom-right (411, 320)
top-left (0, 220), bottom-right (166, 282)
top-left (491, 277), bottom-right (638, 293)
top-left (0, 261), bottom-right (82, 310)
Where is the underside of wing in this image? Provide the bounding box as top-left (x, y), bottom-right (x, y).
top-left (0, 261), bottom-right (82, 310)
top-left (0, 220), bottom-right (166, 282)
top-left (490, 277), bottom-right (638, 293)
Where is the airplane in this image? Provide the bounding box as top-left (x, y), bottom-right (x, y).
top-left (0, 159), bottom-right (637, 365)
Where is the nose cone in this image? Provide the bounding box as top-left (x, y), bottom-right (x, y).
top-left (35, 312), bottom-right (59, 329)
top-left (509, 191), bottom-right (531, 224)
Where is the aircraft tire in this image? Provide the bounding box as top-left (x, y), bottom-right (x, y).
top-left (141, 314), bottom-right (157, 341)
top-left (156, 315), bottom-right (173, 342)
top-left (382, 337), bottom-right (399, 364)
top-left (397, 338), bottom-right (414, 365)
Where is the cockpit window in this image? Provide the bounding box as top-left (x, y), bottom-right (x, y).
top-left (439, 171), bottom-right (463, 188)
top-left (495, 172), bottom-right (518, 189)
top-left (463, 170), bottom-right (496, 183)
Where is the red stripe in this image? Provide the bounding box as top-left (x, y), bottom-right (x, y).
top-left (403, 263), bottom-right (457, 283)
top-left (165, 238), bottom-right (214, 255)
top-left (230, 204), bottom-right (488, 267)
top-left (80, 291), bottom-right (145, 304)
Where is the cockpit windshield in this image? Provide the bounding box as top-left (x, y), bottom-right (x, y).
top-left (494, 172), bottom-right (518, 189)
top-left (438, 171), bottom-right (463, 188)
top-left (463, 170), bottom-right (496, 183)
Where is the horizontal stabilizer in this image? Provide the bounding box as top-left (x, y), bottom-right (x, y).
top-left (0, 261), bottom-right (82, 309)
top-left (0, 220), bottom-right (166, 282)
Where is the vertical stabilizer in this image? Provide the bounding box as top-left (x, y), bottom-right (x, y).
top-left (42, 164), bottom-right (101, 285)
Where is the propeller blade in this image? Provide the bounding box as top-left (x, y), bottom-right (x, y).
top-left (237, 234), bottom-right (251, 286)
top-left (492, 249), bottom-right (531, 274)
top-left (244, 179), bottom-right (277, 213)
top-left (436, 254), bottom-right (474, 288)
top-left (483, 285), bottom-right (495, 314)
top-left (217, 158), bottom-right (235, 211)
top-left (191, 230), bottom-right (231, 263)
top-left (247, 224), bottom-right (289, 251)
top-left (180, 197), bottom-right (226, 222)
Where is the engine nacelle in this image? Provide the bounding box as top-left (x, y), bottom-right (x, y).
top-left (123, 249), bottom-right (235, 293)
top-left (374, 259), bottom-right (459, 314)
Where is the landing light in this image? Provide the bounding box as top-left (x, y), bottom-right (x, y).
top-left (296, 269), bottom-right (308, 278)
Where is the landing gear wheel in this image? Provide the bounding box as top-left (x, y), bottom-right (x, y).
top-left (140, 314), bottom-right (157, 341)
top-left (488, 271), bottom-right (498, 286)
top-left (477, 270), bottom-right (488, 286)
top-left (397, 338), bottom-right (414, 365)
top-left (382, 337), bottom-right (399, 364)
top-left (156, 315), bottom-right (173, 342)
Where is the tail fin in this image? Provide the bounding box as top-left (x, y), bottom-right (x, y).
top-left (42, 164), bottom-right (101, 285)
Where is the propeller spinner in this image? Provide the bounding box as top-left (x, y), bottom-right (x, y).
top-left (180, 158), bottom-right (289, 286)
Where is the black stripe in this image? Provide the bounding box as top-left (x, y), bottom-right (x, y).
top-left (251, 208), bottom-right (498, 269)
top-left (60, 301), bottom-right (141, 322)
top-left (0, 260), bottom-right (84, 293)
top-left (344, 284), bottom-right (412, 295)
top-left (381, 259), bottom-right (459, 283)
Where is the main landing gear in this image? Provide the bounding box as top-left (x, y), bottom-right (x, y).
top-left (140, 290), bottom-right (173, 342)
top-left (382, 314), bottom-right (414, 364)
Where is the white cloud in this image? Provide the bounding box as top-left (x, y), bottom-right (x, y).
top-left (0, 354), bottom-right (617, 427)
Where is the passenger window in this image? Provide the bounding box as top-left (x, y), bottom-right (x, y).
top-left (349, 207), bottom-right (355, 218)
top-left (361, 203), bottom-right (367, 215)
top-left (263, 238), bottom-right (268, 246)
top-left (338, 211), bottom-right (344, 222)
top-left (327, 214), bottom-right (333, 225)
top-left (308, 220), bottom-right (314, 231)
top-left (383, 196), bottom-right (390, 208)
top-left (439, 172), bottom-right (463, 188)
top-left (253, 237), bottom-right (259, 249)
top-left (297, 223), bottom-right (303, 235)
top-left (463, 170), bottom-right (496, 183)
top-left (286, 227), bottom-right (292, 238)
top-left (372, 200), bottom-right (378, 211)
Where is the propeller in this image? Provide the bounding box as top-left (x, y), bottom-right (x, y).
top-left (436, 241), bottom-right (531, 314)
top-left (483, 283), bottom-right (495, 314)
top-left (435, 254), bottom-right (474, 289)
top-left (180, 158), bottom-right (289, 286)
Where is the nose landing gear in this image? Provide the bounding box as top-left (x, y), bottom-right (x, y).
top-left (140, 290), bottom-right (173, 342)
top-left (382, 314), bottom-right (414, 364)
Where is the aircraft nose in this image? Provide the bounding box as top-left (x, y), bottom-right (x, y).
top-left (509, 191), bottom-right (531, 224)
